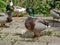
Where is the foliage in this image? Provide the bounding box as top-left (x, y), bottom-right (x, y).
top-left (0, 0), bottom-right (60, 16)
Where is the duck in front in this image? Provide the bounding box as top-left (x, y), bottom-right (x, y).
top-left (25, 17), bottom-right (51, 41)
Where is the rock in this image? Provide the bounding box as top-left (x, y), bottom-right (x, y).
top-left (14, 41), bottom-right (46, 45)
top-left (48, 43), bottom-right (60, 45)
top-left (40, 36), bottom-right (60, 43)
top-left (0, 40), bottom-right (11, 45)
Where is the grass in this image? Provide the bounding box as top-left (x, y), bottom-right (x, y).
top-left (12, 12), bottom-right (27, 17)
top-left (0, 37), bottom-right (3, 41)
top-left (0, 36), bottom-right (3, 41)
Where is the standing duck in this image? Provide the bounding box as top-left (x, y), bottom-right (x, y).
top-left (0, 12), bottom-right (12, 27)
top-left (25, 17), bottom-right (51, 41)
top-left (0, 1), bottom-right (13, 27)
top-left (9, 0), bottom-right (26, 17)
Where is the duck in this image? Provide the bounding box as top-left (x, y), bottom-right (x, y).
top-left (50, 2), bottom-right (60, 20)
top-left (13, 6), bottom-right (26, 17)
top-left (0, 2), bottom-right (13, 27)
top-left (0, 11), bottom-right (12, 27)
top-left (50, 8), bottom-right (60, 20)
top-left (9, 0), bottom-right (26, 17)
top-left (49, 2), bottom-right (60, 26)
top-left (6, 0), bottom-right (14, 12)
top-left (25, 16), bottom-right (51, 41)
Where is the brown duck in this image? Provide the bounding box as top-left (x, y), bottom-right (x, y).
top-left (25, 17), bottom-right (51, 41)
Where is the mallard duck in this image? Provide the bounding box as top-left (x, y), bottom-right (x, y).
top-left (13, 6), bottom-right (26, 17)
top-left (25, 17), bottom-right (51, 41)
top-left (0, 11), bottom-right (12, 27)
top-left (50, 2), bottom-right (60, 26)
top-left (50, 9), bottom-right (60, 20)
top-left (9, 0), bottom-right (26, 17)
top-left (50, 2), bottom-right (60, 19)
top-left (0, 0), bottom-right (13, 27)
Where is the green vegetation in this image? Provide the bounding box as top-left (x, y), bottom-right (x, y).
top-left (0, 0), bottom-right (60, 16)
top-left (0, 36), bottom-right (3, 41)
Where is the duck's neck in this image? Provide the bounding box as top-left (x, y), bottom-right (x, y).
top-left (28, 16), bottom-right (34, 18)
top-left (9, 0), bottom-right (13, 6)
top-left (6, 11), bottom-right (12, 16)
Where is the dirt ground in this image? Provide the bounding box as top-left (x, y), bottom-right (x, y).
top-left (0, 17), bottom-right (60, 45)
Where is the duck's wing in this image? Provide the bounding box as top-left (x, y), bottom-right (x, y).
top-left (50, 9), bottom-right (60, 18)
top-left (14, 6), bottom-right (26, 12)
top-left (34, 22), bottom-right (47, 32)
top-left (13, 6), bottom-right (21, 9)
top-left (0, 13), bottom-right (5, 15)
top-left (0, 12), bottom-right (8, 16)
top-left (53, 9), bottom-right (60, 15)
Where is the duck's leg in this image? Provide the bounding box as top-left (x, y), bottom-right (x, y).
top-left (1, 23), bottom-right (6, 27)
top-left (53, 17), bottom-right (55, 27)
top-left (16, 12), bottom-right (19, 17)
top-left (37, 32), bottom-right (40, 41)
top-left (33, 32), bottom-right (37, 41)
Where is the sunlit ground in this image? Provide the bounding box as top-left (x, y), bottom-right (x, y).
top-left (0, 17), bottom-right (60, 45)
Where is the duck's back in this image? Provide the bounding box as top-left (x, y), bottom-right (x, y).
top-left (50, 9), bottom-right (60, 18)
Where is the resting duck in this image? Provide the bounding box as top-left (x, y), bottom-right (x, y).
top-left (50, 2), bottom-right (60, 26)
top-left (50, 2), bottom-right (60, 20)
top-left (25, 17), bottom-right (51, 41)
top-left (50, 8), bottom-right (60, 20)
top-left (9, 0), bottom-right (26, 17)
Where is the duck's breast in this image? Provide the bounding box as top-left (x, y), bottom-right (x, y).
top-left (0, 13), bottom-right (8, 23)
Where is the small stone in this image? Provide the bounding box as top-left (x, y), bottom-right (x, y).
top-left (0, 40), bottom-right (11, 45)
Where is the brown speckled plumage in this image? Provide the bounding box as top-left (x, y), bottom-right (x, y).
top-left (25, 17), bottom-right (50, 41)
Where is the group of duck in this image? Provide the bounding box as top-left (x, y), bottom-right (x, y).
top-left (0, 0), bottom-right (60, 41)
top-left (0, 0), bottom-right (26, 27)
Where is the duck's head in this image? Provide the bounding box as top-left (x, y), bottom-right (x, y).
top-left (9, 0), bottom-right (14, 11)
top-left (9, 0), bottom-right (13, 6)
top-left (49, 2), bottom-right (55, 10)
top-left (26, 7), bottom-right (34, 17)
top-left (6, 5), bottom-right (14, 12)
top-left (6, 0), bottom-right (14, 11)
